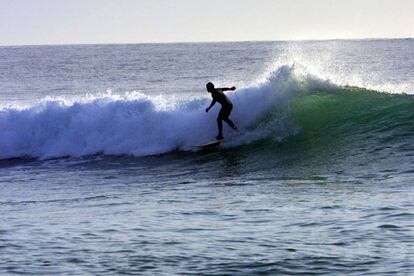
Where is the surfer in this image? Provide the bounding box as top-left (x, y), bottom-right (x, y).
top-left (205, 82), bottom-right (238, 140)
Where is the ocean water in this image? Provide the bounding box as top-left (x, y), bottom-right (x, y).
top-left (1, 40), bottom-right (413, 275)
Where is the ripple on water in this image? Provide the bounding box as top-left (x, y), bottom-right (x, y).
top-left (377, 224), bottom-right (401, 229)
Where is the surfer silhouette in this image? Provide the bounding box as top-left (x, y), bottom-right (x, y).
top-left (205, 82), bottom-right (238, 140)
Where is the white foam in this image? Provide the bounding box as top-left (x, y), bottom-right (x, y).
top-left (1, 65), bottom-right (313, 159)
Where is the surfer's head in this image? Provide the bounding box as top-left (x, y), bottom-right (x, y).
top-left (206, 82), bottom-right (214, 92)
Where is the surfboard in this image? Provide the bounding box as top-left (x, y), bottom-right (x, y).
top-left (194, 139), bottom-right (223, 150)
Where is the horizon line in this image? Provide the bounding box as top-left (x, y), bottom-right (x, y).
top-left (1, 36), bottom-right (413, 48)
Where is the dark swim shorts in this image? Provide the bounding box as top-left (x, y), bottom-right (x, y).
top-left (218, 104), bottom-right (233, 120)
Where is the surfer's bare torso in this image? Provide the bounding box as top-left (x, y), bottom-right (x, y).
top-left (211, 88), bottom-right (233, 107)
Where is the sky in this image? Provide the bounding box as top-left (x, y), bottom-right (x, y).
top-left (1, 0), bottom-right (414, 46)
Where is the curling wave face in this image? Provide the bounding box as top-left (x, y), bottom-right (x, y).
top-left (0, 65), bottom-right (413, 160)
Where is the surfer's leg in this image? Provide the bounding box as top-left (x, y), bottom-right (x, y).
top-left (216, 108), bottom-right (225, 139)
top-left (224, 118), bottom-right (237, 130)
top-left (216, 117), bottom-right (224, 140)
top-left (223, 106), bottom-right (237, 130)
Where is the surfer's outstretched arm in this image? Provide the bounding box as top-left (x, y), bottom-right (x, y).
top-left (205, 99), bottom-right (216, 112)
top-left (217, 86), bottom-right (236, 92)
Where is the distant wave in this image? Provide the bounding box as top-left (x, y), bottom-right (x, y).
top-left (0, 65), bottom-right (413, 159)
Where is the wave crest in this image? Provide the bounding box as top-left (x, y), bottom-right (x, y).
top-left (1, 65), bottom-right (411, 160)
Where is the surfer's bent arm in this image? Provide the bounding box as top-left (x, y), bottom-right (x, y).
top-left (217, 86), bottom-right (236, 92)
top-left (206, 99), bottom-right (216, 112)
